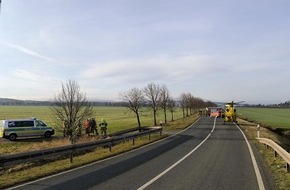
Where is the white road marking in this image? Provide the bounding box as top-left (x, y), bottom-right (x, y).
top-left (235, 123), bottom-right (265, 190)
top-left (137, 117), bottom-right (217, 190)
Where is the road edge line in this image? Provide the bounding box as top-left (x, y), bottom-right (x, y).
top-left (235, 123), bottom-right (265, 190)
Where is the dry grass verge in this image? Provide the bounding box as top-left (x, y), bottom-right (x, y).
top-left (237, 118), bottom-right (290, 190)
top-left (0, 135), bottom-right (165, 189)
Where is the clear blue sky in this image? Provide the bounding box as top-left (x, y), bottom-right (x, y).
top-left (0, 0), bottom-right (289, 104)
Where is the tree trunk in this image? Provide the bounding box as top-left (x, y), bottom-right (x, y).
top-left (164, 108), bottom-right (167, 124)
top-left (153, 109), bottom-right (157, 126)
top-left (69, 125), bottom-right (74, 164)
top-left (182, 108), bottom-right (185, 118)
top-left (136, 112), bottom-right (141, 131)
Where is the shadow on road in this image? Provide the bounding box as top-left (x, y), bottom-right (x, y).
top-left (35, 134), bottom-right (195, 189)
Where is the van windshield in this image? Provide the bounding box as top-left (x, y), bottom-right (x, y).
top-left (0, 121), bottom-right (4, 128)
top-left (36, 120), bottom-right (47, 127)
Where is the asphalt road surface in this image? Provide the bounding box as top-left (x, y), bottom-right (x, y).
top-left (9, 116), bottom-right (275, 190)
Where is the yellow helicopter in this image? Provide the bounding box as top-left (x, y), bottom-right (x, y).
top-left (223, 101), bottom-right (244, 124)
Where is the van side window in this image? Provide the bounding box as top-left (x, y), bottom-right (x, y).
top-left (8, 121), bottom-right (16, 127)
top-left (36, 120), bottom-right (47, 127)
top-left (22, 121), bottom-right (34, 127)
top-left (9, 121), bottom-right (34, 127)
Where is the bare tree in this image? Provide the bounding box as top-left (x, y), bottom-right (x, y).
top-left (50, 79), bottom-right (93, 163)
top-left (192, 96), bottom-right (205, 113)
top-left (159, 85), bottom-right (170, 124)
top-left (186, 93), bottom-right (194, 115)
top-left (180, 92), bottom-right (200, 117)
top-left (143, 83), bottom-right (161, 126)
top-left (179, 93), bottom-right (187, 118)
top-left (205, 101), bottom-right (217, 108)
top-left (167, 97), bottom-right (176, 121)
top-left (120, 87), bottom-right (145, 131)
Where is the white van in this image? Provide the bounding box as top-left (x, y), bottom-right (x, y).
top-left (0, 118), bottom-right (55, 141)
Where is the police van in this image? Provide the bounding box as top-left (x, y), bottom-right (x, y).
top-left (0, 118), bottom-right (55, 141)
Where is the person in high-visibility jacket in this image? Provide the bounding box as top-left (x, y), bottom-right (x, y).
top-left (99, 118), bottom-right (108, 137)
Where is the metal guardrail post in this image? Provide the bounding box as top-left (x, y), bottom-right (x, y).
top-left (109, 144), bottom-right (112, 152)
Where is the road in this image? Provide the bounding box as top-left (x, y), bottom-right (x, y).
top-left (9, 116), bottom-right (275, 190)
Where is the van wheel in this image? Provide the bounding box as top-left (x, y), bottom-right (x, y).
top-left (9, 134), bottom-right (17, 141)
top-left (44, 132), bottom-right (51, 138)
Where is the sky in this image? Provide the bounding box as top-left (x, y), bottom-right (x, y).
top-left (0, 0), bottom-right (290, 104)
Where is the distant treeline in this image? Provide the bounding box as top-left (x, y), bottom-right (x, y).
top-left (0, 98), bottom-right (217, 108)
top-left (240, 101), bottom-right (290, 108)
top-left (0, 98), bottom-right (124, 106)
top-left (264, 101), bottom-right (290, 108)
top-left (5, 98), bottom-right (290, 108)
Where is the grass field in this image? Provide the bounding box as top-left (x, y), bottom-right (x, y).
top-left (237, 107), bottom-right (290, 129)
top-left (0, 106), bottom-right (192, 155)
top-left (0, 106), bottom-right (185, 136)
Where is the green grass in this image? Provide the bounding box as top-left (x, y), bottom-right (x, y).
top-left (0, 106), bottom-right (187, 154)
top-left (0, 106), bottom-right (185, 136)
top-left (237, 107), bottom-right (290, 129)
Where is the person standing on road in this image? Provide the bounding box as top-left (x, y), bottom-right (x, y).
top-left (99, 118), bottom-right (108, 138)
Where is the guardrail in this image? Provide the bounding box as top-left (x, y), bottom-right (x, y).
top-left (0, 127), bottom-right (162, 167)
top-left (257, 138), bottom-right (290, 172)
top-left (108, 127), bottom-right (140, 137)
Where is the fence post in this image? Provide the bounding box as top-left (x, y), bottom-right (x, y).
top-left (109, 144), bottom-right (112, 152)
